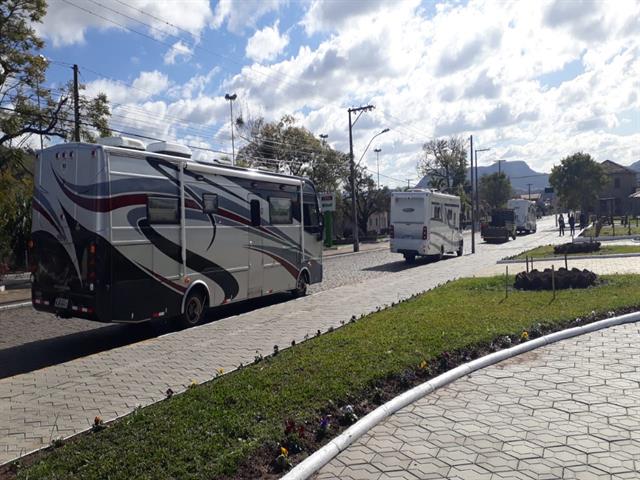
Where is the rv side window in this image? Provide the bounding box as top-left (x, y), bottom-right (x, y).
top-left (269, 197), bottom-right (292, 224)
top-left (447, 209), bottom-right (453, 221)
top-left (202, 193), bottom-right (218, 214)
top-left (303, 202), bottom-right (320, 229)
top-left (432, 204), bottom-right (442, 221)
top-left (147, 196), bottom-right (179, 224)
top-left (250, 199), bottom-right (261, 227)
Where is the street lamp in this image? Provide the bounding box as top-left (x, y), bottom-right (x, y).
top-left (356, 128), bottom-right (389, 167)
top-left (374, 148), bottom-right (382, 189)
top-left (224, 93), bottom-right (237, 165)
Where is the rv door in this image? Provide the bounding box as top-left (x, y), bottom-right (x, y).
top-left (247, 194), bottom-right (264, 298)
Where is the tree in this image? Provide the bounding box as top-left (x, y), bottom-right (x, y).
top-left (479, 172), bottom-right (512, 212)
top-left (342, 166), bottom-right (389, 236)
top-left (237, 114), bottom-right (347, 192)
top-left (0, 147), bottom-right (34, 267)
top-left (0, 0), bottom-right (111, 146)
top-left (418, 136), bottom-right (469, 195)
top-left (549, 152), bottom-right (606, 212)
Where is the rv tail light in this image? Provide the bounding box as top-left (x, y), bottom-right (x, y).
top-left (89, 243), bottom-right (96, 254)
top-left (390, 225), bottom-right (395, 238)
top-left (422, 226), bottom-right (428, 240)
top-left (27, 239), bottom-right (34, 249)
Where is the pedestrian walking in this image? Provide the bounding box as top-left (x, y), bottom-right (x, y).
top-left (569, 213), bottom-right (576, 236)
top-left (558, 213), bottom-right (565, 236)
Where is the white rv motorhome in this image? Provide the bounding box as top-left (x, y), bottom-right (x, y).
top-left (390, 189), bottom-right (463, 263)
top-left (507, 199), bottom-right (537, 234)
top-left (30, 138), bottom-right (323, 327)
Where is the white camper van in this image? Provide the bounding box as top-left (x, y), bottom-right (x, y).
top-left (30, 137), bottom-right (323, 327)
top-left (390, 189), bottom-right (463, 262)
top-left (507, 198), bottom-right (537, 234)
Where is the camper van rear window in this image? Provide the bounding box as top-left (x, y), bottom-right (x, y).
top-left (269, 197), bottom-right (292, 224)
top-left (202, 193), bottom-right (218, 214)
top-left (147, 196), bottom-right (179, 224)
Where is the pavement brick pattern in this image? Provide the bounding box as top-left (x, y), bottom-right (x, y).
top-left (314, 322), bottom-right (640, 480)
top-left (0, 218), bottom-right (629, 465)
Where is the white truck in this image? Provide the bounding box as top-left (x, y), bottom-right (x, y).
top-left (507, 198), bottom-right (537, 234)
top-left (390, 189), bottom-right (463, 263)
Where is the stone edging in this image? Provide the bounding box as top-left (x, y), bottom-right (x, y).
top-left (0, 301), bottom-right (32, 311)
top-left (497, 251), bottom-right (640, 264)
top-left (575, 234), bottom-right (640, 242)
top-left (281, 310), bottom-right (640, 480)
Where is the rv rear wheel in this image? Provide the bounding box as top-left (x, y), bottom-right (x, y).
top-left (403, 253), bottom-right (416, 263)
top-left (179, 291), bottom-right (205, 328)
top-left (292, 272), bottom-right (308, 297)
top-left (457, 241), bottom-right (463, 257)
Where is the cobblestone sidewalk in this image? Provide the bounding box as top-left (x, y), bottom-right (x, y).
top-left (315, 322), bottom-right (640, 480)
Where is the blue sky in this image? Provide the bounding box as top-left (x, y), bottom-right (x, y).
top-left (34, 0), bottom-right (640, 186)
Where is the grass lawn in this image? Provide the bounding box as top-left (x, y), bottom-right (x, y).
top-left (512, 244), bottom-right (640, 260)
top-left (581, 222), bottom-right (640, 237)
top-left (14, 275), bottom-right (640, 480)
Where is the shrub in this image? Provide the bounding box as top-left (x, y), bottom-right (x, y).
top-left (514, 268), bottom-right (598, 290)
top-left (553, 242), bottom-right (600, 255)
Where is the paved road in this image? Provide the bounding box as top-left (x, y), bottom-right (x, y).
top-left (315, 322), bottom-right (640, 480)
top-left (0, 218), bottom-right (564, 464)
top-left (0, 227), bottom-right (532, 377)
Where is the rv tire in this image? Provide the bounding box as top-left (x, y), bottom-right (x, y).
top-left (292, 272), bottom-right (308, 297)
top-left (178, 290), bottom-right (206, 328)
top-left (403, 253), bottom-right (416, 263)
top-left (456, 242), bottom-right (463, 257)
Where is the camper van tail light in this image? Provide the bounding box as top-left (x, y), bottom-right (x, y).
top-left (152, 311), bottom-right (166, 318)
top-left (80, 306), bottom-right (94, 314)
top-left (422, 226), bottom-right (428, 240)
top-left (390, 225), bottom-right (395, 238)
top-left (27, 239), bottom-right (34, 249)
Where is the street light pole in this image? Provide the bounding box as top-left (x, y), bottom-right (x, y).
top-left (374, 148), bottom-right (381, 189)
top-left (470, 135), bottom-right (475, 254)
top-left (224, 93), bottom-right (237, 165)
top-left (348, 105), bottom-right (375, 253)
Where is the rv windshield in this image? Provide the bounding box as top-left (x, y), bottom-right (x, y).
top-left (393, 197), bottom-right (425, 223)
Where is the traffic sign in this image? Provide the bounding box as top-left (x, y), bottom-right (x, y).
top-left (319, 193), bottom-right (336, 212)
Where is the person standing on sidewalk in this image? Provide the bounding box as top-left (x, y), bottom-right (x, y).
top-left (558, 213), bottom-right (565, 236)
top-left (569, 213), bottom-right (576, 236)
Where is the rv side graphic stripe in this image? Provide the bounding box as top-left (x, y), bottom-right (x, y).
top-left (32, 199), bottom-right (63, 236)
top-left (137, 219), bottom-right (240, 300)
top-left (136, 263), bottom-right (187, 294)
top-left (248, 246), bottom-right (299, 279)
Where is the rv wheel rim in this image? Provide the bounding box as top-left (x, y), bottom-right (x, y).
top-left (186, 297), bottom-right (202, 323)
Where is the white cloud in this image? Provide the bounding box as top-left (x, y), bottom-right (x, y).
top-left (245, 21), bottom-right (289, 63)
top-left (211, 0), bottom-right (285, 33)
top-left (163, 41), bottom-right (193, 65)
top-left (301, 0), bottom-right (394, 35)
top-left (38, 0), bottom-right (213, 47)
top-left (84, 70), bottom-right (170, 104)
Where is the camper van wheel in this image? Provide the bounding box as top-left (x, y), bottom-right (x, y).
top-left (456, 242), bottom-right (463, 257)
top-left (438, 246), bottom-right (444, 261)
top-left (403, 253), bottom-right (416, 263)
top-left (292, 272), bottom-right (308, 297)
top-left (179, 291), bottom-right (205, 328)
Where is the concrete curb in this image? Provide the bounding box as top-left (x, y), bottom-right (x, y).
top-left (0, 301), bottom-right (31, 311)
top-left (498, 251), bottom-right (640, 264)
top-left (323, 245), bottom-right (389, 259)
top-left (282, 310), bottom-right (640, 480)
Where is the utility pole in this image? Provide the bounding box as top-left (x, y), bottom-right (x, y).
top-left (527, 183), bottom-right (532, 200)
top-left (225, 93), bottom-right (237, 165)
top-left (497, 159), bottom-right (504, 175)
top-left (470, 135), bottom-right (475, 254)
top-left (348, 104), bottom-right (375, 253)
top-left (374, 148), bottom-right (381, 189)
top-left (73, 64), bottom-right (80, 142)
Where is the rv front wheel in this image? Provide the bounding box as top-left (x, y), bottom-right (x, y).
top-left (179, 291), bottom-right (205, 328)
top-left (403, 253), bottom-right (416, 263)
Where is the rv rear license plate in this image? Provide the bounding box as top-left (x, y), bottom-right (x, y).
top-left (54, 297), bottom-right (69, 309)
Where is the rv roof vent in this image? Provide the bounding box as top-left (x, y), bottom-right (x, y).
top-left (147, 141), bottom-right (192, 159)
top-left (97, 136), bottom-right (146, 150)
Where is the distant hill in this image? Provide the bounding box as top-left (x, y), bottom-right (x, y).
top-left (628, 160), bottom-right (640, 172)
top-left (415, 160), bottom-right (549, 193)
